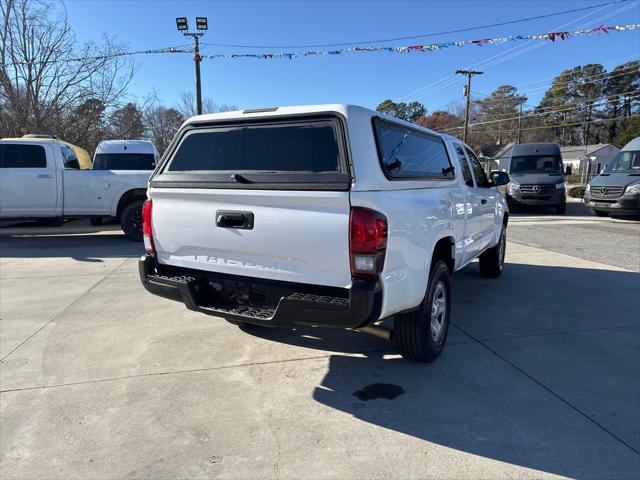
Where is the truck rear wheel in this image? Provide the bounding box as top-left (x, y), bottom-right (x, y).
top-left (120, 199), bottom-right (144, 242)
top-left (394, 260), bottom-right (451, 363)
top-left (479, 226), bottom-right (506, 278)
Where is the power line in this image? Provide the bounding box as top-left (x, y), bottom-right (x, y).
top-left (388, 2), bottom-right (638, 105)
top-left (510, 65), bottom-right (640, 97)
top-left (383, 3), bottom-right (620, 107)
top-left (201, 0), bottom-right (633, 49)
top-left (459, 91), bottom-right (640, 128)
top-left (511, 53), bottom-right (639, 88)
top-left (448, 113), bottom-right (639, 134)
top-left (469, 66), bottom-right (640, 110)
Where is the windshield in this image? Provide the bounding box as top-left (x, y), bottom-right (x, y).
top-left (509, 155), bottom-right (563, 174)
top-left (603, 150), bottom-right (640, 173)
top-left (93, 153), bottom-right (156, 170)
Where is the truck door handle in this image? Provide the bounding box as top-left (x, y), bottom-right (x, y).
top-left (480, 198), bottom-right (488, 205)
top-left (37, 174), bottom-right (53, 179)
top-left (216, 211), bottom-right (254, 229)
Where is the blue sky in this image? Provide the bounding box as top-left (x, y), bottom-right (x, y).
top-left (64, 0), bottom-right (640, 112)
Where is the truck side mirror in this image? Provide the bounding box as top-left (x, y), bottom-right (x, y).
top-left (565, 165), bottom-right (572, 176)
top-left (490, 170), bottom-right (510, 187)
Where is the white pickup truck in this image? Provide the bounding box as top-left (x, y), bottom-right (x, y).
top-left (0, 138), bottom-right (150, 240)
top-left (139, 104), bottom-right (510, 362)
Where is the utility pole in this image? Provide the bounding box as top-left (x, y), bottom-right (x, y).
top-left (517, 102), bottom-right (523, 144)
top-left (456, 69), bottom-right (483, 142)
top-left (176, 17), bottom-right (208, 115)
top-left (584, 105), bottom-right (593, 154)
top-left (583, 105), bottom-right (593, 183)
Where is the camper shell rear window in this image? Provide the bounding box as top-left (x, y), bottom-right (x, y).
top-left (153, 114), bottom-right (350, 190)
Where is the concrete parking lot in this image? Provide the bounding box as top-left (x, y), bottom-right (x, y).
top-left (1, 209), bottom-right (639, 479)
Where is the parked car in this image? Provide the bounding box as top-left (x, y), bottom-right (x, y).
top-left (500, 143), bottom-right (568, 214)
top-left (93, 139), bottom-right (158, 171)
top-left (584, 137), bottom-right (640, 217)
top-left (0, 138), bottom-right (150, 240)
top-left (138, 104), bottom-right (510, 363)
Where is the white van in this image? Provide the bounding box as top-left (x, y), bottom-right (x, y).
top-left (93, 140), bottom-right (158, 171)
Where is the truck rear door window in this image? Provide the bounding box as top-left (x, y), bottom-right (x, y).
top-left (0, 144), bottom-right (46, 168)
top-left (373, 118), bottom-right (454, 179)
top-left (168, 121), bottom-right (341, 173)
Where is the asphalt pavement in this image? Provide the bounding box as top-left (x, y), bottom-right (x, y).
top-left (0, 217), bottom-right (639, 479)
top-left (508, 200), bottom-right (640, 271)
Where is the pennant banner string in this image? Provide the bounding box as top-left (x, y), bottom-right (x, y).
top-left (200, 24), bottom-right (640, 61)
top-left (8, 24), bottom-right (640, 66)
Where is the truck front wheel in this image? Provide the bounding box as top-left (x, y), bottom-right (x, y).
top-left (120, 199), bottom-right (144, 242)
top-left (394, 260), bottom-right (451, 363)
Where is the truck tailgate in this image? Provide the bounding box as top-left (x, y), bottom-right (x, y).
top-left (152, 188), bottom-right (352, 288)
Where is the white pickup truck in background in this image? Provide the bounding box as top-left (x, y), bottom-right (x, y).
top-left (139, 104), bottom-right (511, 362)
top-left (0, 138), bottom-right (150, 240)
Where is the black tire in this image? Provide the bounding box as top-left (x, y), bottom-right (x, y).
top-left (591, 209), bottom-right (609, 217)
top-left (555, 203), bottom-right (566, 215)
top-left (394, 260), bottom-right (451, 363)
top-left (119, 199), bottom-right (144, 242)
top-left (89, 218), bottom-right (103, 226)
top-left (479, 226), bottom-right (506, 278)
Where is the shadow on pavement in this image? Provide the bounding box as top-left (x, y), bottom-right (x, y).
top-left (242, 262), bottom-right (640, 478)
top-left (0, 233), bottom-right (142, 262)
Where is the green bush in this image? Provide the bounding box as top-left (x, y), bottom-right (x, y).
top-left (568, 186), bottom-right (586, 198)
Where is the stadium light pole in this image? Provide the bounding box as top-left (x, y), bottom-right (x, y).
top-left (176, 17), bottom-right (208, 115)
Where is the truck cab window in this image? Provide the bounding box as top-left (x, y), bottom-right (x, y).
top-left (465, 147), bottom-right (489, 188)
top-left (453, 144), bottom-right (474, 187)
top-left (61, 145), bottom-right (80, 169)
top-left (0, 144), bottom-right (46, 168)
top-left (374, 119), bottom-right (454, 179)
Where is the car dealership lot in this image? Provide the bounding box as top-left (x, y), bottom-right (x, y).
top-left (1, 215), bottom-right (639, 479)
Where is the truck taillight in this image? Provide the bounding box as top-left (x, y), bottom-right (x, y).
top-left (142, 199), bottom-right (155, 254)
top-left (350, 207), bottom-right (387, 277)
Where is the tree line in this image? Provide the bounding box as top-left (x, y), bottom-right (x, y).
top-left (2, 0), bottom-right (638, 160)
top-left (0, 0), bottom-right (235, 157)
top-left (376, 60), bottom-right (639, 151)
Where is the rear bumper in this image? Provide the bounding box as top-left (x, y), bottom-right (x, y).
top-left (138, 254), bottom-right (382, 328)
top-left (584, 193), bottom-right (640, 214)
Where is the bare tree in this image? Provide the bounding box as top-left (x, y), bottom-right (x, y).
top-left (0, 0), bottom-right (134, 147)
top-left (144, 104), bottom-right (184, 156)
top-left (109, 102), bottom-right (145, 139)
top-left (416, 111), bottom-right (461, 132)
top-left (177, 91), bottom-right (236, 118)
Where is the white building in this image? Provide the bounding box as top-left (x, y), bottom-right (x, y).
top-left (560, 144), bottom-right (620, 180)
